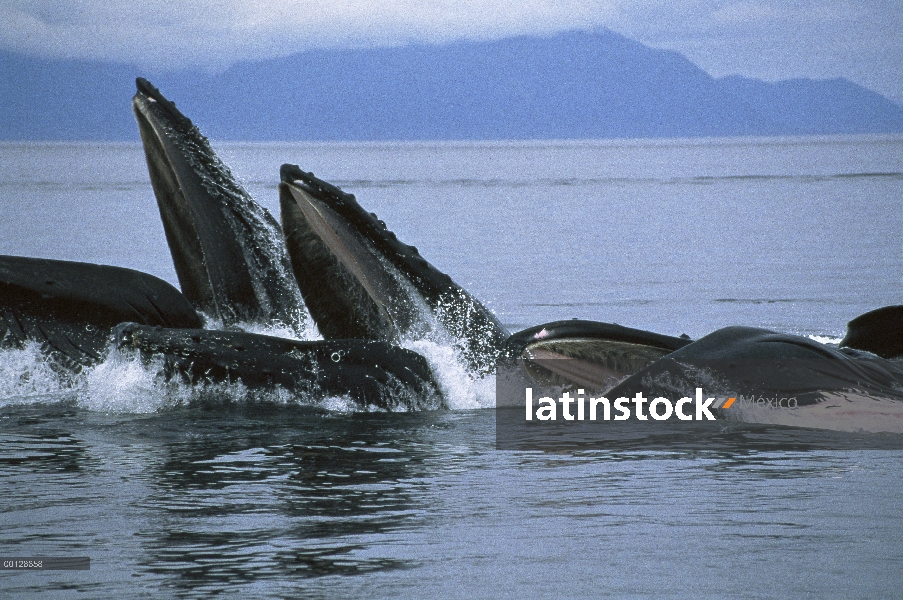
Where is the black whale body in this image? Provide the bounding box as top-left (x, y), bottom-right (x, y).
top-left (3, 77), bottom-right (902, 418)
top-left (0, 254), bottom-right (443, 408)
top-left (279, 163), bottom-right (511, 375)
top-left (840, 305), bottom-right (903, 359)
top-left (115, 323), bottom-right (443, 410)
top-left (0, 255), bottom-right (201, 370)
top-left (133, 78), bottom-right (306, 333)
top-left (604, 326), bottom-right (903, 409)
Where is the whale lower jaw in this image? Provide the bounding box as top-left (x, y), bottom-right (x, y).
top-left (114, 323), bottom-right (445, 411)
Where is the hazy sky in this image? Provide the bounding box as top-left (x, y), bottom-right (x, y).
top-left (2, 0), bottom-right (901, 104)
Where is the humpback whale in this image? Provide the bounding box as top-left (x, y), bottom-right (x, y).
top-left (3, 77), bottom-right (902, 426)
top-left (0, 255), bottom-right (201, 371)
top-left (0, 80), bottom-right (444, 409)
top-left (840, 305), bottom-right (903, 359)
top-left (605, 326), bottom-right (903, 403)
top-left (132, 78), bottom-right (306, 333)
top-left (597, 326), bottom-right (903, 431)
top-left (501, 319), bottom-right (692, 390)
top-left (115, 324), bottom-right (442, 410)
top-left (279, 164), bottom-right (510, 375)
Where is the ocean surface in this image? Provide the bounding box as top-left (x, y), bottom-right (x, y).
top-left (1, 135), bottom-right (902, 598)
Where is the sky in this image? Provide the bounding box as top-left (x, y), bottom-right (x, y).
top-left (2, 0), bottom-right (901, 105)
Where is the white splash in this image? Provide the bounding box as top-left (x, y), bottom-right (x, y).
top-left (403, 338), bottom-right (495, 410)
top-left (81, 349), bottom-right (174, 413)
top-left (236, 317), bottom-right (321, 342)
top-left (0, 342), bottom-right (77, 405)
top-left (808, 334), bottom-right (843, 345)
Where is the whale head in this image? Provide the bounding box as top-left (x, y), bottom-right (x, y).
top-left (132, 78), bottom-right (305, 332)
top-left (279, 164), bottom-right (509, 375)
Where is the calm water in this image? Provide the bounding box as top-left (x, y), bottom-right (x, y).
top-left (1, 136), bottom-right (902, 598)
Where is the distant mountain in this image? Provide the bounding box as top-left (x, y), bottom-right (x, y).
top-left (2, 29), bottom-right (902, 140)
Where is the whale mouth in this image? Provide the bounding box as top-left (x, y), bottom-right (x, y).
top-left (278, 168), bottom-right (421, 343)
top-left (279, 164), bottom-right (509, 374)
top-left (132, 79), bottom-right (305, 331)
top-left (132, 80), bottom-right (212, 312)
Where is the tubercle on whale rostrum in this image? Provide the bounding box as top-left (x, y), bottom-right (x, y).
top-left (135, 78), bottom-right (194, 131)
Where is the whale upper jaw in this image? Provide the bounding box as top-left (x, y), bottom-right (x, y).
top-left (279, 164), bottom-right (510, 375)
top-left (132, 78), bottom-right (305, 333)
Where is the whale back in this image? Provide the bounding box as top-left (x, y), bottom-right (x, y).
top-left (0, 255), bottom-right (201, 370)
top-left (605, 326), bottom-right (903, 406)
top-left (840, 305), bottom-right (903, 359)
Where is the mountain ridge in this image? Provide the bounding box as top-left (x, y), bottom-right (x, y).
top-left (2, 29), bottom-right (901, 141)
